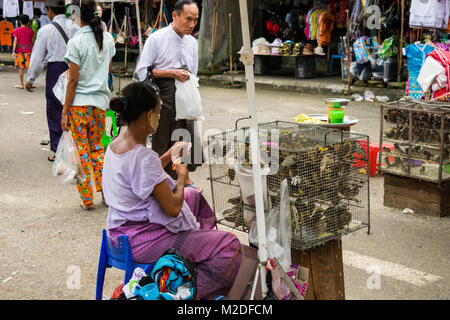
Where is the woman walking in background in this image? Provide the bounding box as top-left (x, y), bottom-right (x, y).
top-left (12, 15), bottom-right (35, 89)
top-left (61, 0), bottom-right (116, 210)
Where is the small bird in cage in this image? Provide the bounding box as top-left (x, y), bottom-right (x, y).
top-left (226, 166), bottom-right (236, 181)
top-left (334, 140), bottom-right (355, 160)
top-left (391, 157), bottom-right (408, 172)
top-left (384, 127), bottom-right (397, 139)
top-left (419, 166), bottom-right (426, 174)
top-left (337, 205), bottom-right (352, 229)
top-left (394, 143), bottom-right (407, 155)
top-left (223, 202), bottom-right (244, 227)
top-left (338, 180), bottom-right (364, 200)
top-left (290, 204), bottom-right (302, 234)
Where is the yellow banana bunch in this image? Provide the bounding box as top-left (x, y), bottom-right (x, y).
top-left (294, 114), bottom-right (325, 124)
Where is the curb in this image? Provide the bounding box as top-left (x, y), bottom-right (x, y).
top-left (0, 59), bottom-right (14, 67)
top-left (198, 74), bottom-right (404, 101)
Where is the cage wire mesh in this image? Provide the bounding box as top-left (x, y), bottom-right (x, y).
top-left (379, 100), bottom-right (450, 184)
top-left (207, 120), bottom-right (370, 251)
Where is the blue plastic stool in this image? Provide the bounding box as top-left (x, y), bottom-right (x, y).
top-left (95, 229), bottom-right (154, 300)
top-left (329, 51), bottom-right (343, 76)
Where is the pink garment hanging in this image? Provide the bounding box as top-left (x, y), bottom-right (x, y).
top-left (427, 49), bottom-right (450, 100)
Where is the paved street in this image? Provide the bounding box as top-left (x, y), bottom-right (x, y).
top-left (0, 65), bottom-right (448, 300)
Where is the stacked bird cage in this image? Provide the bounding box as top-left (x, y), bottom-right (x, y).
top-left (207, 121), bottom-right (370, 251)
top-left (379, 100), bottom-right (450, 184)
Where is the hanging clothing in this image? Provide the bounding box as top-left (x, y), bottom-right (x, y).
top-left (417, 55), bottom-right (447, 93)
top-left (22, 1), bottom-right (34, 19)
top-left (403, 43), bottom-right (436, 99)
top-left (409, 0), bottom-right (450, 29)
top-left (311, 9), bottom-right (325, 41)
top-left (403, 43), bottom-right (436, 77)
top-left (304, 8), bottom-right (317, 40)
top-left (334, 0), bottom-right (349, 28)
top-left (34, 1), bottom-right (47, 14)
top-left (318, 11), bottom-right (335, 46)
top-left (3, 0), bottom-right (20, 18)
top-left (426, 49), bottom-right (450, 100)
top-left (0, 20), bottom-right (14, 47)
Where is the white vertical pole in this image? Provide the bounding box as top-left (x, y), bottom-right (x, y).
top-left (135, 0), bottom-right (143, 54)
top-left (238, 0), bottom-right (268, 298)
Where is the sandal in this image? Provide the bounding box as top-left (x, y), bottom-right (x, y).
top-left (80, 202), bottom-right (94, 211)
top-left (185, 183), bottom-right (203, 194)
top-left (13, 84), bottom-right (24, 89)
top-left (40, 139), bottom-right (49, 145)
top-left (48, 156), bottom-right (55, 162)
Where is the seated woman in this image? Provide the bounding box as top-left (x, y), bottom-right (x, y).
top-left (102, 82), bottom-right (242, 299)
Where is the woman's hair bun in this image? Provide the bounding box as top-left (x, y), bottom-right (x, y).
top-left (109, 96), bottom-right (124, 113)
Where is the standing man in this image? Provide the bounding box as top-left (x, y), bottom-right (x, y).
top-left (25, 0), bottom-right (79, 162)
top-left (135, 0), bottom-right (202, 191)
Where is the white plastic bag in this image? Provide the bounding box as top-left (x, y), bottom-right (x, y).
top-left (175, 74), bottom-right (204, 120)
top-left (52, 71), bottom-right (69, 105)
top-left (52, 130), bottom-right (86, 185)
top-left (249, 179), bottom-right (292, 271)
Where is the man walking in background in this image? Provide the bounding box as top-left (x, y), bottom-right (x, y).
top-left (25, 0), bottom-right (79, 162)
top-left (135, 0), bottom-right (203, 191)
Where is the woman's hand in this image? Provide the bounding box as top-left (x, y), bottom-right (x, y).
top-left (170, 141), bottom-right (192, 162)
top-left (61, 112), bottom-right (69, 131)
top-left (175, 162), bottom-right (188, 182)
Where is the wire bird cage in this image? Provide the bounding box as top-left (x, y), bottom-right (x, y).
top-left (379, 100), bottom-right (450, 184)
top-left (207, 120), bottom-right (371, 251)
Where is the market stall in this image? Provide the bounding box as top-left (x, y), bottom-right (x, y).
top-left (203, 1), bottom-right (373, 301)
top-left (378, 100), bottom-right (450, 217)
top-left (345, 0), bottom-right (450, 95)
